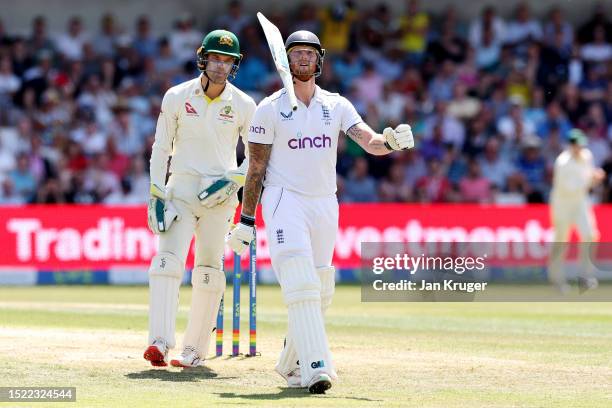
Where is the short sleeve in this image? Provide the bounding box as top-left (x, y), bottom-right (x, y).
top-left (247, 100), bottom-right (275, 144)
top-left (240, 96), bottom-right (257, 145)
top-left (339, 96), bottom-right (363, 133)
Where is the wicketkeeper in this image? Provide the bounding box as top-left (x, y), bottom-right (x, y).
top-left (144, 29), bottom-right (256, 368)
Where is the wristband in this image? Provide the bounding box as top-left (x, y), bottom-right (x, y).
top-left (240, 214), bottom-right (255, 227)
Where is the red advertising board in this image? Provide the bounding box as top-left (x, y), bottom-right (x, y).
top-left (0, 204), bottom-right (611, 269)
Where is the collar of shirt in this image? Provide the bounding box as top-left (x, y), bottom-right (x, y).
top-left (190, 74), bottom-right (233, 103)
top-left (295, 85), bottom-right (326, 109)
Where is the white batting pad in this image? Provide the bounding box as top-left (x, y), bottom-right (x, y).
top-left (148, 252), bottom-right (183, 348)
top-left (278, 257), bottom-right (333, 386)
top-left (182, 266), bottom-right (226, 358)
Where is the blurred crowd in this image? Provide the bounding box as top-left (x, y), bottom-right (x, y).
top-left (0, 0), bottom-right (611, 205)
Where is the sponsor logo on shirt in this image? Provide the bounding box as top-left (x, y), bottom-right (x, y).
top-left (280, 110), bottom-right (293, 121)
top-left (288, 133), bottom-right (331, 150)
top-left (185, 102), bottom-right (198, 116)
top-left (218, 105), bottom-right (235, 123)
top-left (249, 125), bottom-right (266, 134)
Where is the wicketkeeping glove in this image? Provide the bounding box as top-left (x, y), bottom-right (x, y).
top-left (383, 124), bottom-right (414, 151)
top-left (198, 168), bottom-right (246, 209)
top-left (147, 184), bottom-right (179, 234)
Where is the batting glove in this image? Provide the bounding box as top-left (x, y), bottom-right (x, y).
top-left (383, 124), bottom-right (414, 151)
top-left (226, 215), bottom-right (255, 255)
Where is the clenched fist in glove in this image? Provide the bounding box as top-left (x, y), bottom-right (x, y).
top-left (226, 215), bottom-right (255, 255)
top-left (383, 124), bottom-right (414, 151)
top-left (147, 184), bottom-right (179, 234)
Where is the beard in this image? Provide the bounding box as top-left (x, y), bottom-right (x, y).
top-left (205, 68), bottom-right (229, 84)
top-left (290, 61), bottom-right (316, 82)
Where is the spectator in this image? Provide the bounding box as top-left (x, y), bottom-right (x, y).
top-left (504, 2), bottom-right (542, 47)
top-left (428, 60), bottom-right (456, 103)
top-left (478, 136), bottom-right (516, 190)
top-left (213, 1), bottom-right (252, 38)
top-left (415, 158), bottom-right (451, 203)
top-left (71, 119), bottom-right (107, 155)
top-left (132, 16), bottom-right (158, 58)
top-left (516, 134), bottom-right (550, 201)
top-left (0, 179), bottom-right (26, 205)
top-left (0, 55), bottom-right (21, 106)
top-left (579, 64), bottom-right (608, 103)
top-left (104, 177), bottom-right (142, 205)
top-left (27, 16), bottom-right (55, 54)
top-left (36, 178), bottom-right (65, 204)
top-left (377, 83), bottom-right (407, 126)
top-left (9, 153), bottom-right (36, 202)
top-left (423, 101), bottom-right (465, 150)
top-left (95, 13), bottom-right (119, 58)
top-left (427, 16), bottom-right (466, 64)
top-left (319, 2), bottom-right (357, 55)
top-left (0, 7), bottom-right (609, 206)
top-left (537, 100), bottom-right (572, 140)
top-left (543, 7), bottom-right (574, 50)
top-left (398, 0), bottom-right (430, 64)
top-left (169, 14), bottom-right (201, 65)
top-left (54, 16), bottom-right (88, 60)
top-left (154, 37), bottom-right (182, 77)
top-left (343, 157), bottom-right (378, 202)
top-left (469, 6), bottom-right (505, 49)
top-left (447, 81), bottom-right (481, 121)
top-left (497, 96), bottom-right (536, 144)
top-left (580, 25), bottom-right (612, 63)
top-left (352, 61), bottom-right (384, 106)
top-left (459, 159), bottom-right (492, 203)
top-left (292, 3), bottom-right (320, 34)
top-left (332, 51), bottom-right (364, 92)
top-left (379, 162), bottom-right (412, 202)
top-left (474, 23), bottom-right (502, 70)
top-left (577, 3), bottom-right (612, 44)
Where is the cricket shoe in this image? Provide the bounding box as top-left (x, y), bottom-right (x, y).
top-left (144, 338), bottom-right (168, 367)
top-left (308, 373), bottom-right (332, 394)
top-left (170, 346), bottom-right (202, 368)
top-left (578, 277), bottom-right (599, 293)
top-left (276, 366), bottom-right (303, 388)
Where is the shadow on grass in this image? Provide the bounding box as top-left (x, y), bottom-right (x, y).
top-left (215, 388), bottom-right (381, 402)
top-left (126, 366), bottom-right (237, 382)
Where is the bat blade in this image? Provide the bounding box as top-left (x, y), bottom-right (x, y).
top-left (257, 12), bottom-right (298, 111)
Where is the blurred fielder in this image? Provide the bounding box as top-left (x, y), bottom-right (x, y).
top-left (144, 29), bottom-right (256, 367)
top-left (548, 129), bottom-right (605, 292)
top-left (226, 30), bottom-right (414, 393)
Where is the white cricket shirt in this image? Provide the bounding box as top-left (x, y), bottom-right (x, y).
top-left (551, 148), bottom-right (595, 201)
top-left (149, 75), bottom-right (256, 187)
top-left (248, 86), bottom-right (362, 196)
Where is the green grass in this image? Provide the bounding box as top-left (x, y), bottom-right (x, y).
top-left (0, 286), bottom-right (611, 407)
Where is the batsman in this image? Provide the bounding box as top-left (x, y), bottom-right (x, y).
top-left (227, 30), bottom-right (415, 393)
top-left (144, 29), bottom-right (256, 368)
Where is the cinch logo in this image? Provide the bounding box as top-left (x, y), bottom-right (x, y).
top-left (311, 360), bottom-right (325, 369)
top-left (249, 125), bottom-right (266, 134)
top-left (288, 134), bottom-right (331, 150)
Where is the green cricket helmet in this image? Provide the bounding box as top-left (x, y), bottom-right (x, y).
top-left (196, 29), bottom-right (242, 79)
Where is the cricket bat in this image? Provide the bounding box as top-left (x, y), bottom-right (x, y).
top-left (257, 12), bottom-right (298, 111)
